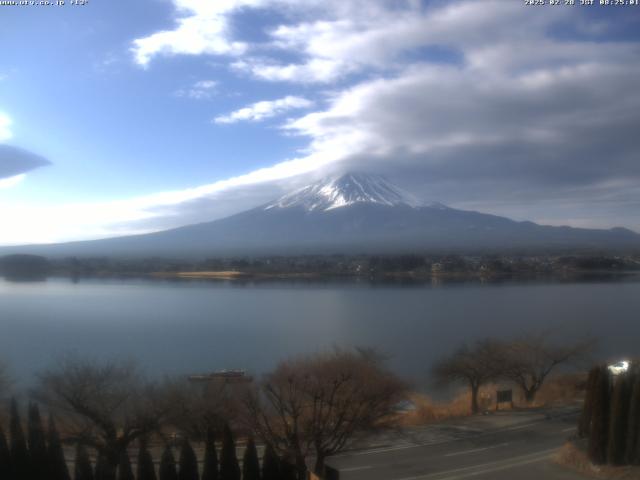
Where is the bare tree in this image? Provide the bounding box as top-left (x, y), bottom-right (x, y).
top-left (33, 356), bottom-right (167, 479)
top-left (244, 348), bottom-right (407, 477)
top-left (498, 333), bottom-right (594, 403)
top-left (158, 376), bottom-right (247, 440)
top-left (432, 340), bottom-right (503, 414)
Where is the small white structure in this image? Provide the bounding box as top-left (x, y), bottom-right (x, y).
top-left (608, 360), bottom-right (630, 376)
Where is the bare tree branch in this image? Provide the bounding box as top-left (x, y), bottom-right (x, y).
top-left (243, 348), bottom-right (407, 476)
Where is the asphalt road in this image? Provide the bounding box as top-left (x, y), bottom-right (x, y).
top-left (326, 413), bottom-right (588, 480)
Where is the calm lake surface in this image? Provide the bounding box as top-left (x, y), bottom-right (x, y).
top-left (1, 276), bottom-right (639, 386)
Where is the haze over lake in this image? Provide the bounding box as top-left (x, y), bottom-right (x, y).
top-left (1, 276), bottom-right (639, 385)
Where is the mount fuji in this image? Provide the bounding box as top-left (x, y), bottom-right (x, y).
top-left (2, 172), bottom-right (639, 258)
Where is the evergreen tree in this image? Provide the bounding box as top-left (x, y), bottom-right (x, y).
top-left (117, 451), bottom-right (135, 480)
top-left (261, 444), bottom-right (280, 480)
top-left (608, 373), bottom-right (632, 464)
top-left (9, 399), bottom-right (30, 480)
top-left (242, 437), bottom-right (261, 480)
top-left (0, 423), bottom-right (11, 480)
top-left (48, 415), bottom-right (71, 480)
top-left (178, 439), bottom-right (199, 480)
top-left (137, 439), bottom-right (158, 480)
top-left (588, 366), bottom-right (610, 464)
top-left (28, 402), bottom-right (48, 480)
top-left (626, 373), bottom-right (640, 465)
top-left (279, 456), bottom-right (297, 480)
top-left (201, 429), bottom-right (218, 480)
top-left (95, 453), bottom-right (108, 480)
top-left (74, 444), bottom-right (95, 480)
top-left (220, 424), bottom-right (240, 480)
top-left (159, 445), bottom-right (178, 480)
top-left (95, 452), bottom-right (116, 480)
top-left (579, 367), bottom-right (598, 438)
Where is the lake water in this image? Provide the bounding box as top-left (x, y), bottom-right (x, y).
top-left (1, 276), bottom-right (639, 386)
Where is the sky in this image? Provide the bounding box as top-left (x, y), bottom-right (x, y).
top-left (1, 0), bottom-right (639, 245)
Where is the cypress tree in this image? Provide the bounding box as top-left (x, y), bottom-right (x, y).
top-left (9, 399), bottom-right (30, 480)
top-left (607, 373), bottom-right (632, 464)
top-left (626, 373), bottom-right (640, 465)
top-left (0, 423), bottom-right (11, 480)
top-left (159, 445), bottom-right (178, 480)
top-left (201, 429), bottom-right (218, 480)
top-left (588, 366), bottom-right (610, 464)
top-left (74, 444), bottom-right (95, 480)
top-left (48, 415), bottom-right (71, 480)
top-left (261, 444), bottom-right (280, 480)
top-left (95, 452), bottom-right (116, 480)
top-left (137, 439), bottom-right (158, 480)
top-left (242, 437), bottom-right (261, 480)
top-left (95, 453), bottom-right (107, 480)
top-left (279, 456), bottom-right (297, 480)
top-left (579, 367), bottom-right (599, 438)
top-left (178, 439), bottom-right (199, 480)
top-left (220, 424), bottom-right (240, 480)
top-left (635, 422), bottom-right (640, 467)
top-left (28, 402), bottom-right (48, 480)
top-left (117, 451), bottom-right (135, 480)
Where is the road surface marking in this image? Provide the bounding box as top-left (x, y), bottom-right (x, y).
top-left (334, 424), bottom-right (541, 458)
top-left (331, 413), bottom-right (578, 459)
top-left (340, 465), bottom-right (373, 472)
top-left (393, 448), bottom-right (557, 480)
top-left (444, 443), bottom-right (510, 457)
top-left (561, 427), bottom-right (575, 432)
top-left (334, 444), bottom-right (434, 457)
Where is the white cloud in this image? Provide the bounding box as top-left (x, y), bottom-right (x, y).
top-left (231, 58), bottom-right (353, 83)
top-left (0, 112), bottom-right (12, 142)
top-left (131, 0), bottom-right (429, 78)
top-left (0, 148), bottom-right (339, 245)
top-left (176, 79), bottom-right (218, 99)
top-left (214, 95), bottom-right (313, 124)
top-left (130, 0), bottom-right (276, 66)
top-left (132, 0), bottom-right (575, 83)
top-left (0, 174), bottom-right (25, 190)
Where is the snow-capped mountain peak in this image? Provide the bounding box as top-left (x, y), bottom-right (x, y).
top-left (265, 173), bottom-right (423, 212)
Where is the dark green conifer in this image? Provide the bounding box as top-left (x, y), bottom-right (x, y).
top-left (159, 445), bottom-right (178, 480)
top-left (279, 456), bottom-right (297, 480)
top-left (220, 424), bottom-right (240, 480)
top-left (137, 439), bottom-right (158, 480)
top-left (608, 373), bottom-right (632, 464)
top-left (9, 399), bottom-right (30, 480)
top-left (48, 415), bottom-right (71, 480)
top-left (95, 452), bottom-right (116, 480)
top-left (588, 366), bottom-right (610, 464)
top-left (0, 423), bottom-right (11, 480)
top-left (178, 439), bottom-right (199, 480)
top-left (117, 451), bottom-right (135, 480)
top-left (242, 437), bottom-right (261, 480)
top-left (201, 429), bottom-right (218, 480)
top-left (28, 402), bottom-right (48, 480)
top-left (74, 444), bottom-right (94, 480)
top-left (261, 444), bottom-right (280, 480)
top-left (579, 367), bottom-right (598, 437)
top-left (626, 373), bottom-right (640, 465)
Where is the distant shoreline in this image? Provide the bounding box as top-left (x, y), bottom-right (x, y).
top-left (148, 269), bottom-right (640, 282)
top-left (150, 270), bottom-right (324, 280)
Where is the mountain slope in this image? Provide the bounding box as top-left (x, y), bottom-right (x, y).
top-left (2, 173), bottom-right (639, 258)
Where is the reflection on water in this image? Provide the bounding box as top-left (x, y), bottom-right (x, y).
top-left (1, 275), bottom-right (639, 387)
